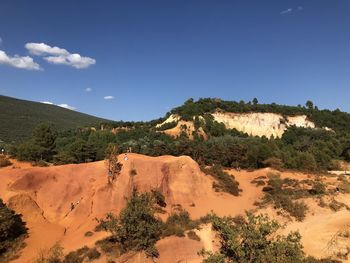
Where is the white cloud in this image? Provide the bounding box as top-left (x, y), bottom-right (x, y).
top-left (85, 88), bottom-right (92, 92)
top-left (104, 96), bottom-right (114, 100)
top-left (25, 42), bottom-right (96, 69)
top-left (44, 54), bottom-right (96, 69)
top-left (280, 8), bottom-right (293, 14)
top-left (57, 103), bottom-right (76, 110)
top-left (25, 42), bottom-right (68, 56)
top-left (0, 50), bottom-right (41, 70)
top-left (40, 101), bottom-right (76, 110)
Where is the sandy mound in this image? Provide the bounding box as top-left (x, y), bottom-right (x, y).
top-left (0, 154), bottom-right (253, 262)
top-left (156, 236), bottom-right (203, 263)
top-left (2, 155), bottom-right (348, 262)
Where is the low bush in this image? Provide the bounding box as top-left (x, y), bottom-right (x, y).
top-left (35, 243), bottom-right (63, 263)
top-left (162, 210), bottom-right (199, 237)
top-left (260, 174), bottom-right (310, 221)
top-left (200, 212), bottom-right (337, 263)
top-left (63, 246), bottom-right (100, 262)
top-left (201, 165), bottom-right (240, 196)
top-left (187, 230), bottom-right (200, 241)
top-left (95, 238), bottom-right (121, 257)
top-left (251, 178), bottom-right (266, 186)
top-left (329, 199), bottom-right (348, 212)
top-left (0, 155), bottom-right (11, 167)
top-left (0, 199), bottom-right (27, 262)
top-left (129, 168), bottom-right (137, 176)
top-left (86, 248), bottom-right (101, 260)
top-left (84, 231), bottom-right (93, 237)
top-left (338, 179), bottom-right (350, 193)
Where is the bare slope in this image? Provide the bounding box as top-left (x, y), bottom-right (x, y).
top-left (1, 155), bottom-right (350, 262)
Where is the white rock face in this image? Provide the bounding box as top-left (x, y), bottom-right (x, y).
top-left (158, 113), bottom-right (316, 138)
top-left (211, 112), bottom-right (315, 138)
top-left (156, 114), bottom-right (180, 128)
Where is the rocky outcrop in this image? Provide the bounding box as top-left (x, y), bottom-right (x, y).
top-left (158, 113), bottom-right (316, 139)
top-left (212, 112), bottom-right (315, 138)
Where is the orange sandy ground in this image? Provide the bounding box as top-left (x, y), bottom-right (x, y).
top-left (1, 154), bottom-right (349, 262)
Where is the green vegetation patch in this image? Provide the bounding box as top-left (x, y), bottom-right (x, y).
top-left (258, 173), bottom-right (329, 221)
top-left (200, 212), bottom-right (341, 263)
top-left (0, 198), bottom-right (27, 262)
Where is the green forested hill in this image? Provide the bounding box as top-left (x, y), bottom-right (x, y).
top-left (0, 95), bottom-right (108, 143)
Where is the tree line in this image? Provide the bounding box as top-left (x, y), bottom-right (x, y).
top-left (7, 98), bottom-right (350, 172)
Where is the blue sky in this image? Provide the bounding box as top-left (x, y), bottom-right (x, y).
top-left (1, 1), bottom-right (350, 121)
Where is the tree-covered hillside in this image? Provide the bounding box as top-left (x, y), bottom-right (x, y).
top-left (170, 98), bottom-right (350, 133)
top-left (7, 97), bottom-right (350, 173)
top-left (0, 95), bottom-right (108, 143)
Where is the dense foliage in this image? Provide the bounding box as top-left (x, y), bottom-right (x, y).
top-left (0, 199), bottom-right (27, 261)
top-left (200, 212), bottom-right (339, 263)
top-left (9, 98), bottom-right (350, 174)
top-left (96, 190), bottom-right (163, 257)
top-left (0, 95), bottom-right (107, 143)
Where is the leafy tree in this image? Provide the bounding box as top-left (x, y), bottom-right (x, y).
top-left (306, 100), bottom-right (314, 110)
top-left (105, 144), bottom-right (123, 183)
top-left (32, 123), bottom-right (57, 161)
top-left (96, 190), bottom-right (163, 257)
top-left (69, 139), bottom-right (97, 163)
top-left (252, 98), bottom-right (258, 105)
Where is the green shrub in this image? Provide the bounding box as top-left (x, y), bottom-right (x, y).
top-left (95, 238), bottom-right (121, 257)
top-left (251, 178), bottom-right (266, 186)
top-left (63, 246), bottom-right (100, 263)
top-left (96, 189), bottom-right (162, 257)
top-left (156, 121), bottom-right (178, 131)
top-left (162, 210), bottom-right (199, 238)
top-left (129, 168), bottom-right (137, 176)
top-left (260, 175), bottom-right (310, 221)
top-left (200, 212), bottom-right (328, 263)
top-left (86, 248), bottom-right (100, 260)
top-left (151, 189), bottom-right (167, 208)
top-left (187, 230), bottom-right (200, 241)
top-left (201, 165), bottom-right (240, 196)
top-left (329, 199), bottom-right (347, 211)
top-left (33, 160), bottom-right (50, 167)
top-left (84, 231), bottom-right (93, 237)
top-left (35, 243), bottom-right (63, 263)
top-left (0, 155), bottom-right (11, 167)
top-left (338, 179), bottom-right (350, 193)
top-left (0, 199), bottom-right (27, 262)
top-left (309, 180), bottom-right (326, 195)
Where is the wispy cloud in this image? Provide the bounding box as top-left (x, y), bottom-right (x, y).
top-left (104, 95), bottom-right (114, 100)
top-left (41, 101), bottom-right (54, 105)
top-left (280, 6), bottom-right (303, 15)
top-left (280, 8), bottom-right (293, 14)
top-left (58, 103), bottom-right (76, 110)
top-left (0, 50), bottom-right (41, 70)
top-left (25, 42), bottom-right (96, 69)
top-left (40, 101), bottom-right (76, 110)
top-left (85, 87), bottom-right (92, 92)
top-left (0, 37), bottom-right (2, 45)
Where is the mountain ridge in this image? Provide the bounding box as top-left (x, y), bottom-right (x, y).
top-left (0, 95), bottom-right (109, 143)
